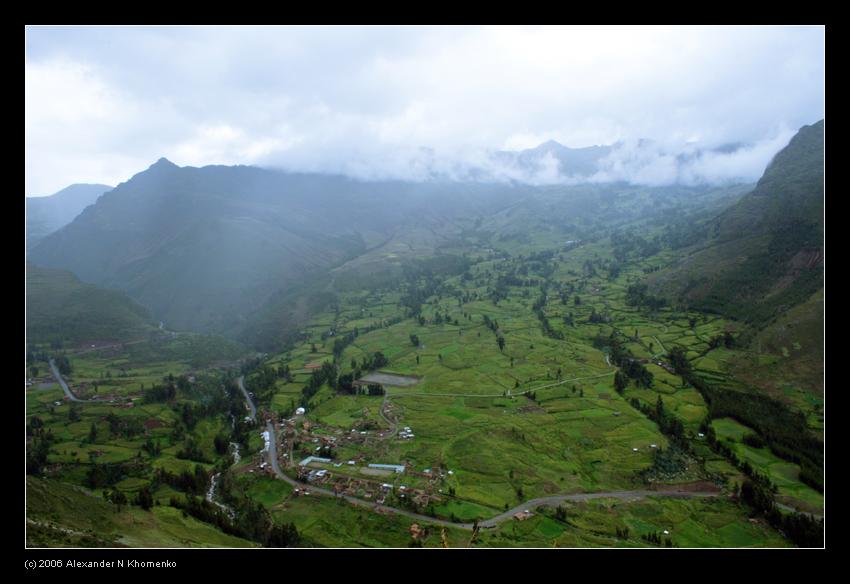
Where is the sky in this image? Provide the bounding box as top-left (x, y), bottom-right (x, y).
top-left (25, 25), bottom-right (825, 196)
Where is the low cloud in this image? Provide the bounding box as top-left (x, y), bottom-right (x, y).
top-left (26, 26), bottom-right (823, 194)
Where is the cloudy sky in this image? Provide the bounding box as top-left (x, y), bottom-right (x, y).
top-left (25, 25), bottom-right (824, 195)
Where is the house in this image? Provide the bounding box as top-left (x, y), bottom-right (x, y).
top-left (368, 463), bottom-right (406, 473)
top-left (299, 456), bottom-right (331, 466)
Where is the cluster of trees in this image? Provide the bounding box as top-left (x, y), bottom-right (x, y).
top-left (641, 531), bottom-right (674, 547)
top-left (629, 396), bottom-right (685, 443)
top-left (738, 479), bottom-right (823, 548)
top-left (143, 373), bottom-right (193, 403)
top-left (624, 283), bottom-right (667, 311)
top-left (104, 412), bottom-right (144, 439)
top-left (703, 426), bottom-right (775, 490)
top-left (176, 438), bottom-right (212, 463)
top-left (587, 308), bottom-right (610, 324)
top-left (302, 351), bottom-right (389, 400)
top-left (169, 495), bottom-right (300, 548)
top-left (332, 330), bottom-right (359, 360)
top-left (482, 315), bottom-right (500, 336)
top-left (685, 372), bottom-right (822, 492)
top-left (700, 420), bottom-right (823, 547)
top-left (26, 416), bottom-right (54, 476)
top-left (301, 361), bottom-right (338, 402)
top-left (594, 331), bottom-right (654, 388)
top-left (85, 462), bottom-right (133, 490)
top-left (532, 289), bottom-right (565, 340)
top-left (153, 465), bottom-right (210, 496)
top-left (707, 331), bottom-right (736, 349)
top-left (53, 354), bottom-right (72, 375)
top-left (666, 346), bottom-right (691, 376)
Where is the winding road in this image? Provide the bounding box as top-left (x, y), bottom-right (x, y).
top-left (237, 375), bottom-right (257, 420)
top-left (264, 421), bottom-right (720, 531)
top-left (49, 359), bottom-right (83, 403)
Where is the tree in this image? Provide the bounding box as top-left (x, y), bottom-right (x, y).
top-left (88, 422), bottom-right (98, 443)
top-left (109, 489), bottom-right (128, 512)
top-left (410, 334), bottom-right (420, 347)
top-left (667, 346), bottom-right (691, 376)
top-left (137, 487), bottom-right (154, 511)
top-left (30, 365), bottom-right (39, 378)
top-left (614, 371), bottom-right (628, 394)
top-left (497, 336), bottom-right (506, 352)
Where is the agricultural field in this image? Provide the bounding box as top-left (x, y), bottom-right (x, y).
top-left (241, 226), bottom-right (820, 547)
top-left (712, 418), bottom-right (823, 514)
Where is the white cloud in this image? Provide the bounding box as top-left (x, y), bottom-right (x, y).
top-left (25, 25), bottom-right (824, 194)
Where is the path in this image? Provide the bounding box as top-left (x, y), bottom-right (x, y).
top-left (49, 359), bottom-right (83, 403)
top-left (478, 490), bottom-right (719, 528)
top-left (237, 375), bottom-right (257, 421)
top-left (652, 336), bottom-right (667, 357)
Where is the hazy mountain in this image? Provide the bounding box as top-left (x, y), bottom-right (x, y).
top-left (650, 119), bottom-right (824, 326)
top-left (26, 183), bottom-right (113, 250)
top-left (25, 262), bottom-right (154, 345)
top-left (28, 158), bottom-right (524, 338)
top-left (492, 140), bottom-right (614, 179)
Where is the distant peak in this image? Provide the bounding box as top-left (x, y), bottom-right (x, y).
top-left (151, 157), bottom-right (178, 169)
top-left (539, 139), bottom-right (565, 149)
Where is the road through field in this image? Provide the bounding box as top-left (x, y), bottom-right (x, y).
top-left (264, 422), bottom-right (720, 531)
top-left (49, 359), bottom-right (83, 403)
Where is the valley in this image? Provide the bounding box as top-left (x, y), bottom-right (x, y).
top-left (25, 122), bottom-right (824, 549)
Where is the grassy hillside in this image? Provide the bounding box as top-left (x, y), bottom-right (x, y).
top-left (26, 263), bottom-right (154, 345)
top-left (26, 476), bottom-right (256, 547)
top-left (650, 120), bottom-right (824, 327)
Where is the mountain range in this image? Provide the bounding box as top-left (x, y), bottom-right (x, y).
top-left (25, 183), bottom-right (113, 250)
top-left (26, 123), bottom-right (822, 353)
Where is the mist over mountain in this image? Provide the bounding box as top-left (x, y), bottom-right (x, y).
top-left (261, 132), bottom-right (796, 188)
top-left (650, 119), bottom-right (824, 325)
top-left (27, 158), bottom-right (529, 338)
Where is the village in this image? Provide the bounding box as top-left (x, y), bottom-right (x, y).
top-left (242, 403), bottom-right (453, 513)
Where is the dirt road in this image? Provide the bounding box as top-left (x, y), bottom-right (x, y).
top-left (264, 421), bottom-right (721, 531)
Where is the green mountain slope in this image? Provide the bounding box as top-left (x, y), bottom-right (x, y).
top-left (26, 262), bottom-right (154, 344)
top-left (26, 476), bottom-right (256, 548)
top-left (28, 159), bottom-right (524, 338)
top-left (650, 120), bottom-right (824, 326)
